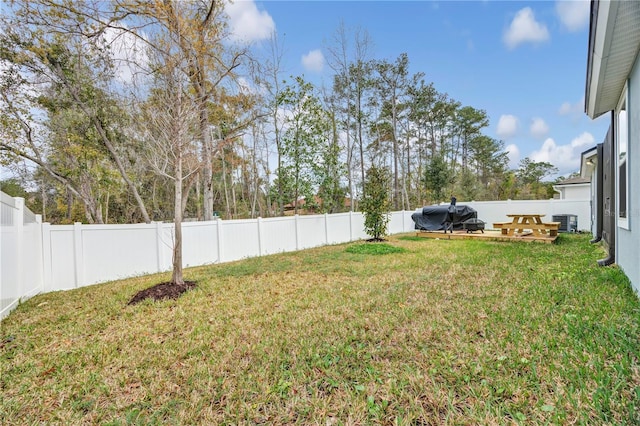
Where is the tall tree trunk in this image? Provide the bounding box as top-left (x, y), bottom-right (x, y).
top-left (250, 126), bottom-right (260, 218)
top-left (201, 108), bottom-right (214, 221)
top-left (104, 191), bottom-right (110, 224)
top-left (195, 172), bottom-right (202, 220)
top-left (41, 182), bottom-right (47, 222)
top-left (231, 168), bottom-right (238, 218)
top-left (275, 113), bottom-right (284, 216)
top-left (221, 147), bottom-right (231, 219)
top-left (358, 93), bottom-right (365, 203)
top-left (66, 190), bottom-right (73, 221)
top-left (262, 127), bottom-right (274, 217)
top-left (172, 152), bottom-right (184, 286)
top-left (392, 101), bottom-right (399, 211)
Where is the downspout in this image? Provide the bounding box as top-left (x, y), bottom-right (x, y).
top-left (598, 114), bottom-right (615, 266)
top-left (590, 143), bottom-right (603, 243)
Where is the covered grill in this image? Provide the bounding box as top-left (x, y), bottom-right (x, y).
top-left (411, 198), bottom-right (478, 233)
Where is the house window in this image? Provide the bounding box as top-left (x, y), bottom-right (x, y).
top-left (616, 86), bottom-right (628, 228)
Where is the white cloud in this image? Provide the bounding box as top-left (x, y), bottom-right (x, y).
top-left (558, 102), bottom-right (574, 115)
top-left (556, 0), bottom-right (590, 32)
top-left (558, 97), bottom-right (587, 125)
top-left (503, 7), bottom-right (550, 49)
top-left (505, 143), bottom-right (521, 169)
top-left (530, 132), bottom-right (595, 174)
top-left (558, 97), bottom-right (584, 116)
top-left (496, 114), bottom-right (519, 139)
top-left (301, 49), bottom-right (325, 73)
top-left (530, 117), bottom-right (549, 139)
top-left (225, 0), bottom-right (275, 43)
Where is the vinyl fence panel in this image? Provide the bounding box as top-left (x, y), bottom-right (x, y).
top-left (1, 196), bottom-right (43, 319)
top-left (297, 215), bottom-right (327, 250)
top-left (325, 213), bottom-right (350, 244)
top-left (81, 224), bottom-right (160, 286)
top-left (350, 212), bottom-right (368, 240)
top-left (220, 219), bottom-right (261, 262)
top-left (1, 222), bottom-right (20, 316)
top-left (261, 217), bottom-right (297, 255)
top-left (388, 211), bottom-right (413, 234)
top-left (48, 226), bottom-right (76, 291)
top-left (182, 221), bottom-right (219, 267)
top-left (22, 220), bottom-right (43, 300)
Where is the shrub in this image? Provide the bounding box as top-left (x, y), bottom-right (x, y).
top-left (360, 165), bottom-right (391, 240)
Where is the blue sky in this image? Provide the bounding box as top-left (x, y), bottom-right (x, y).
top-left (226, 0), bottom-right (610, 177)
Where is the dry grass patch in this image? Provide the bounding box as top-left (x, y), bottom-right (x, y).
top-left (1, 234), bottom-right (639, 425)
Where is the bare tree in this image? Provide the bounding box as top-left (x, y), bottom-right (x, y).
top-left (138, 50), bottom-right (200, 285)
top-left (139, 0), bottom-right (244, 221)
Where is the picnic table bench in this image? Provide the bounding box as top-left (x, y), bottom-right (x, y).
top-left (493, 214), bottom-right (560, 237)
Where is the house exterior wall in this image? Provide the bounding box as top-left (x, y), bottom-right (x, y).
top-left (616, 52), bottom-right (640, 294)
top-left (585, 0), bottom-right (640, 296)
top-left (556, 184), bottom-right (591, 200)
top-left (589, 173), bottom-right (598, 236)
top-left (617, 53), bottom-right (640, 295)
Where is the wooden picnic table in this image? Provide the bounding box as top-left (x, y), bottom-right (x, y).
top-left (493, 214), bottom-right (560, 237)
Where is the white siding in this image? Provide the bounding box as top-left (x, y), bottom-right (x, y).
top-left (617, 53), bottom-right (640, 295)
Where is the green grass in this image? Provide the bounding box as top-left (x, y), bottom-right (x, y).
top-left (345, 242), bottom-right (407, 255)
top-left (1, 234), bottom-right (639, 425)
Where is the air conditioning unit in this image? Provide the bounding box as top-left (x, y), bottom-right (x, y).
top-left (552, 214), bottom-right (578, 232)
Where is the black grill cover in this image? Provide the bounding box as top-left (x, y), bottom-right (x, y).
top-left (411, 205), bottom-right (477, 231)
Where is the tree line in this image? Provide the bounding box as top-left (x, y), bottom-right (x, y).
top-left (1, 0), bottom-right (560, 227)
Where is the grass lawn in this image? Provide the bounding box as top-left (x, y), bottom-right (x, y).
top-left (1, 233), bottom-right (639, 425)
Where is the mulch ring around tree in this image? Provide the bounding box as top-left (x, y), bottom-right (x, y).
top-left (127, 281), bottom-right (197, 305)
top-left (366, 237), bottom-right (387, 242)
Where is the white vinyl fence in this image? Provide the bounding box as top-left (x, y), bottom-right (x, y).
top-left (456, 199), bottom-right (592, 233)
top-left (1, 193), bottom-right (590, 320)
top-left (40, 212), bottom-right (379, 293)
top-left (1, 193), bottom-right (44, 320)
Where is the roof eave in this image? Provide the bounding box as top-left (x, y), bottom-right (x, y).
top-left (585, 0), bottom-right (600, 116)
top-left (585, 0), bottom-right (616, 119)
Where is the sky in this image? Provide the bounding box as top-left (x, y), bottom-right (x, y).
top-left (224, 0), bottom-right (611, 177)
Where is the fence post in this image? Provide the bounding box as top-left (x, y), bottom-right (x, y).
top-left (73, 222), bottom-right (84, 288)
top-left (349, 211), bottom-right (354, 241)
top-left (216, 218), bottom-right (223, 263)
top-left (324, 213), bottom-right (329, 244)
top-left (41, 222), bottom-right (53, 292)
top-left (257, 217), bottom-right (263, 256)
top-left (12, 197), bottom-right (24, 302)
top-left (294, 214), bottom-right (300, 250)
